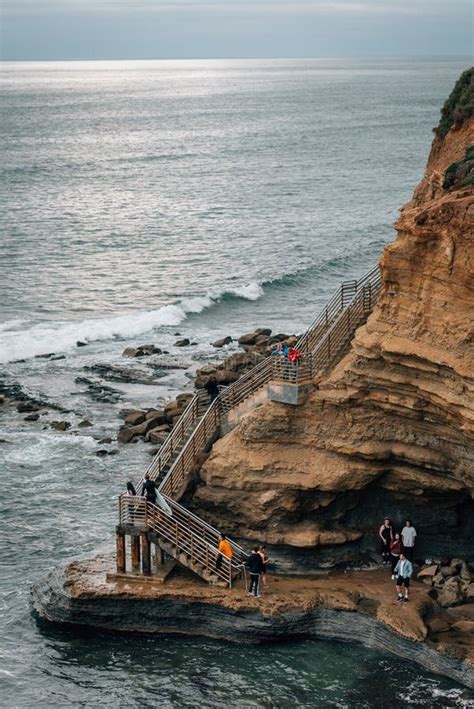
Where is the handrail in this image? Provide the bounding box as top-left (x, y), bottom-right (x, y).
top-left (118, 263), bottom-right (382, 587)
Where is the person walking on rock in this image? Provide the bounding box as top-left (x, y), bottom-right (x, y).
top-left (394, 553), bottom-right (413, 602)
top-left (379, 517), bottom-right (393, 565)
top-left (389, 532), bottom-right (403, 579)
top-left (401, 519), bottom-right (417, 562)
top-left (246, 547), bottom-right (264, 598)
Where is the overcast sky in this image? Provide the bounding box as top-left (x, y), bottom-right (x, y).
top-left (1, 0), bottom-right (472, 61)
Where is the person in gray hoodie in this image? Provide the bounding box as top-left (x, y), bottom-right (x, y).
top-left (394, 553), bottom-right (413, 602)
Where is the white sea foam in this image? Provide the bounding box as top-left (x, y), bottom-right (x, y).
top-left (0, 284), bottom-right (264, 363)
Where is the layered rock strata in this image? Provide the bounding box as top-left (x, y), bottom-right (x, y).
top-left (190, 83), bottom-right (474, 570)
top-left (31, 557), bottom-right (474, 689)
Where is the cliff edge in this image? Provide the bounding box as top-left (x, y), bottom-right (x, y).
top-left (189, 69), bottom-right (474, 570)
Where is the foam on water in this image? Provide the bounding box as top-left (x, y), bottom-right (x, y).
top-left (0, 283), bottom-right (264, 363)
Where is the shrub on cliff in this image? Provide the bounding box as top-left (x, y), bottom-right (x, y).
top-left (436, 67), bottom-right (474, 138)
top-left (443, 144), bottom-right (474, 190)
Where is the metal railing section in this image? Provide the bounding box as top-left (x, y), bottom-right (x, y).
top-left (118, 264), bottom-right (382, 587)
top-left (119, 495), bottom-right (237, 587)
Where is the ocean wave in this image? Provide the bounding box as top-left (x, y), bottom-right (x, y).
top-left (0, 284), bottom-right (264, 363)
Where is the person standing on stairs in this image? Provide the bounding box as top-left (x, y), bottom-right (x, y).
top-left (205, 375), bottom-right (219, 402)
top-left (246, 547), bottom-right (264, 598)
top-left (216, 533), bottom-right (233, 571)
top-left (142, 473), bottom-right (157, 505)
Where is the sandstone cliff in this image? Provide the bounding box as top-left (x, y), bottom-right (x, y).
top-left (189, 70), bottom-right (474, 571)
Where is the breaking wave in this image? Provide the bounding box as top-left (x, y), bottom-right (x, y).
top-left (0, 283), bottom-right (264, 363)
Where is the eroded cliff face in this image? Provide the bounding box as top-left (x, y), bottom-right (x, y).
top-left (189, 94), bottom-right (474, 570)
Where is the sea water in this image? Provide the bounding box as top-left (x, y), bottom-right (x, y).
top-left (1, 58), bottom-right (473, 707)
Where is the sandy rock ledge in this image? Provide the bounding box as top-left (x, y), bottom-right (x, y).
top-left (31, 556), bottom-right (474, 689)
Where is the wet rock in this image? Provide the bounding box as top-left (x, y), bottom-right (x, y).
top-left (147, 359), bottom-right (190, 371)
top-left (212, 336), bottom-right (232, 348)
top-left (175, 338), bottom-right (190, 347)
top-left (238, 332), bottom-right (258, 346)
top-left (145, 413), bottom-right (168, 430)
top-left (78, 419), bottom-right (93, 428)
top-left (76, 341), bottom-right (87, 347)
top-left (85, 364), bottom-right (160, 385)
top-left (148, 447), bottom-right (160, 456)
top-left (255, 328), bottom-right (272, 336)
top-left (427, 616), bottom-right (451, 634)
top-left (98, 437), bottom-right (113, 445)
top-left (122, 345), bottom-right (162, 358)
top-left (117, 420), bottom-right (149, 444)
top-left (51, 355), bottom-right (66, 361)
top-left (17, 402), bottom-right (40, 413)
top-left (75, 377), bottom-right (121, 404)
top-left (147, 428), bottom-right (169, 445)
top-left (95, 449), bottom-right (108, 457)
top-left (50, 421), bottom-right (71, 431)
top-left (35, 352), bottom-right (55, 359)
top-left (24, 413), bottom-right (40, 422)
top-left (124, 411), bottom-right (146, 426)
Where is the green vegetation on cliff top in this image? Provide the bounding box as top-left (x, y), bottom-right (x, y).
top-left (436, 67), bottom-right (474, 138)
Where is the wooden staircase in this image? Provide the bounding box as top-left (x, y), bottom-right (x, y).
top-left (116, 265), bottom-right (382, 586)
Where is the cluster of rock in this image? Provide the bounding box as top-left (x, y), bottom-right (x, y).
top-left (117, 393), bottom-right (193, 448)
top-left (418, 559), bottom-right (474, 607)
top-left (122, 344), bottom-right (164, 358)
top-left (195, 328), bottom-right (299, 389)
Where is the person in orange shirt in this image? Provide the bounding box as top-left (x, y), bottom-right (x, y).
top-left (216, 533), bottom-right (233, 570)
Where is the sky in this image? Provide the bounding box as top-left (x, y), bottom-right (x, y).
top-left (0, 0), bottom-right (472, 61)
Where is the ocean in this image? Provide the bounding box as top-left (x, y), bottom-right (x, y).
top-left (1, 58), bottom-right (473, 707)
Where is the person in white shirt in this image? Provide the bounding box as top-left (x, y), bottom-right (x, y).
top-left (394, 553), bottom-right (413, 602)
top-left (401, 519), bottom-right (417, 562)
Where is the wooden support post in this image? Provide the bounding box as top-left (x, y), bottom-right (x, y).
top-left (116, 531), bottom-right (126, 573)
top-left (141, 532), bottom-right (151, 575)
top-left (131, 534), bottom-right (141, 571)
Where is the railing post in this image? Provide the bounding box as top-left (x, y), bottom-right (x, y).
top-left (131, 534), bottom-right (141, 572)
top-left (141, 532), bottom-right (151, 575)
top-left (191, 533), bottom-right (194, 565)
top-left (116, 531), bottom-right (126, 574)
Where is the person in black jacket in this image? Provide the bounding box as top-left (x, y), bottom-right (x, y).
top-left (142, 473), bottom-right (157, 505)
top-left (205, 376), bottom-right (219, 402)
top-left (246, 547), bottom-right (264, 597)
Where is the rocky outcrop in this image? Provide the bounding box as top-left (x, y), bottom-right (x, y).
top-left (31, 557), bottom-right (474, 689)
top-left (190, 75), bottom-right (474, 570)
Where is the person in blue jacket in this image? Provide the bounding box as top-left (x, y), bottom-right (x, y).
top-left (394, 553), bottom-right (413, 602)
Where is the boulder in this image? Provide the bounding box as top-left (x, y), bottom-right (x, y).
top-left (144, 410), bottom-right (167, 425)
top-left (440, 565), bottom-right (456, 577)
top-left (427, 616), bottom-right (451, 634)
top-left (17, 402), bottom-right (39, 413)
top-left (450, 558), bottom-right (464, 571)
top-left (122, 347), bottom-right (139, 358)
top-left (254, 328), bottom-right (272, 336)
top-left (24, 413), bottom-right (40, 422)
top-left (76, 341), bottom-right (87, 347)
top-left (432, 572), bottom-right (446, 588)
top-left (146, 415), bottom-right (169, 431)
top-left (215, 369), bottom-right (240, 385)
top-left (212, 336), bottom-right (232, 348)
top-left (95, 449), bottom-right (108, 457)
top-left (439, 576), bottom-right (463, 608)
top-left (417, 565), bottom-right (439, 579)
top-left (50, 421), bottom-right (71, 431)
top-left (175, 338), bottom-right (190, 347)
top-left (176, 393), bottom-right (193, 406)
top-left (238, 332), bottom-right (258, 346)
top-left (98, 437), bottom-right (113, 445)
top-left (78, 419), bottom-right (93, 428)
top-left (254, 335), bottom-right (270, 346)
top-left (465, 583), bottom-right (474, 601)
top-left (117, 420), bottom-right (149, 443)
top-left (197, 365), bottom-right (218, 376)
top-left (451, 620), bottom-right (474, 633)
top-left (148, 447), bottom-right (160, 456)
top-left (147, 429), bottom-right (170, 445)
top-left (125, 411), bottom-right (146, 426)
top-left (459, 562), bottom-right (471, 582)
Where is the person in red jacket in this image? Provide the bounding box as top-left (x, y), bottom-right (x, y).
top-left (389, 532), bottom-right (403, 579)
